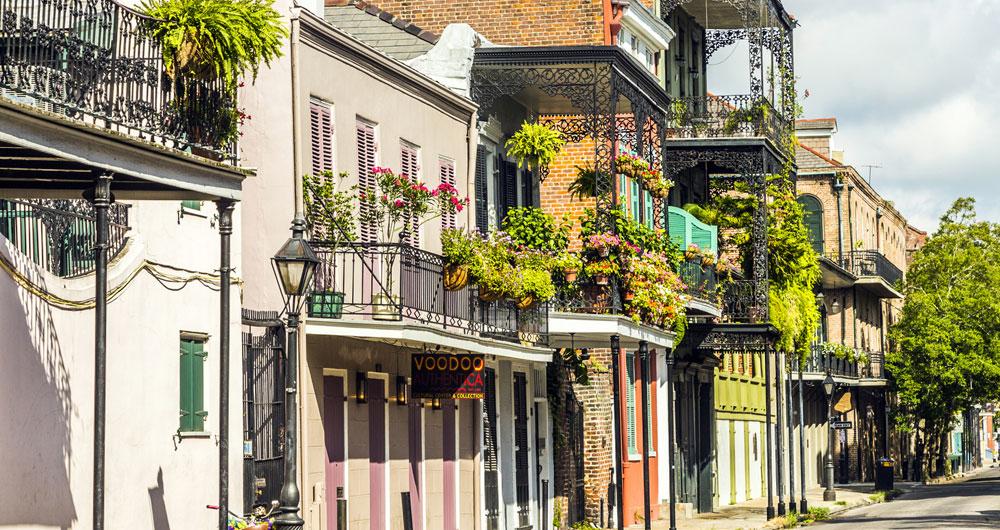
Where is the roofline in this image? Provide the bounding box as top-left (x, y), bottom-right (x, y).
top-left (797, 141), bottom-right (842, 167)
top-left (299, 8), bottom-right (477, 121)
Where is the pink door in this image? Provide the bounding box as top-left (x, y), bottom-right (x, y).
top-left (442, 399), bottom-right (457, 530)
top-left (369, 378), bottom-right (387, 530)
top-left (408, 399), bottom-right (424, 530)
top-left (323, 375), bottom-right (346, 530)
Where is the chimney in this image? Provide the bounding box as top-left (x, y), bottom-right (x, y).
top-left (795, 118), bottom-right (838, 160)
top-left (832, 150), bottom-right (845, 164)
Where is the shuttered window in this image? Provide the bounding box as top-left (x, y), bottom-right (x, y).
top-left (356, 118), bottom-right (377, 242)
top-left (400, 140), bottom-right (420, 246)
top-left (630, 179), bottom-right (641, 223)
top-left (644, 190), bottom-right (655, 229)
top-left (310, 99), bottom-right (334, 176)
top-left (625, 351), bottom-right (637, 456)
top-left (179, 336), bottom-right (208, 432)
top-left (797, 195), bottom-right (824, 254)
top-left (474, 145), bottom-right (489, 234)
top-left (439, 157), bottom-right (457, 230)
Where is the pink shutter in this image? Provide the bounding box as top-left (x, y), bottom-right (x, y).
top-left (310, 101), bottom-right (333, 176)
top-left (439, 158), bottom-right (457, 230)
top-left (401, 143), bottom-right (420, 246)
top-left (357, 120), bottom-right (377, 243)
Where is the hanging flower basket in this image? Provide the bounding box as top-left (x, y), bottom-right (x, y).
top-left (516, 295), bottom-right (537, 310)
top-left (478, 286), bottom-right (504, 302)
top-left (443, 263), bottom-right (470, 291)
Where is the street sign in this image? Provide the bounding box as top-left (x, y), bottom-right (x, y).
top-left (831, 421), bottom-right (853, 429)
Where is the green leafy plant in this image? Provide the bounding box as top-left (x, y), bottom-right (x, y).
top-left (553, 252), bottom-right (583, 273)
top-left (141, 0), bottom-right (287, 86)
top-left (441, 228), bottom-right (479, 268)
top-left (303, 171), bottom-right (357, 247)
top-left (569, 165), bottom-right (600, 200)
top-left (808, 506), bottom-right (831, 521)
top-left (722, 100), bottom-right (770, 135)
top-left (503, 207), bottom-right (570, 253)
top-left (505, 121), bottom-right (566, 171)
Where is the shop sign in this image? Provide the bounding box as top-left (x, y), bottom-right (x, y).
top-left (411, 353), bottom-right (486, 399)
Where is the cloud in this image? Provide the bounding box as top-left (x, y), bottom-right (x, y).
top-left (710, 0), bottom-right (1000, 231)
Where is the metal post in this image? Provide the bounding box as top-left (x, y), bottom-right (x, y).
top-left (824, 384), bottom-right (837, 501)
top-left (217, 200), bottom-right (234, 530)
top-left (666, 351), bottom-right (677, 530)
top-left (764, 348), bottom-right (775, 520)
top-left (797, 359), bottom-right (808, 513)
top-left (86, 174), bottom-right (112, 530)
top-left (776, 353), bottom-right (785, 516)
top-left (274, 309), bottom-right (304, 529)
top-left (785, 360), bottom-right (795, 512)
top-left (610, 335), bottom-right (625, 530)
top-left (638, 341), bottom-right (652, 530)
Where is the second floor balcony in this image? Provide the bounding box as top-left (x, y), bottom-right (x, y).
top-left (826, 250), bottom-right (904, 299)
top-left (308, 242), bottom-right (548, 349)
top-left (666, 95), bottom-right (788, 152)
top-left (802, 343), bottom-right (885, 383)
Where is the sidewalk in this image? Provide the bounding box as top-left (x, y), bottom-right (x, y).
top-left (630, 482), bottom-right (919, 529)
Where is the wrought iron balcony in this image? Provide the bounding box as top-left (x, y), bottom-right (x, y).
top-left (309, 242), bottom-right (548, 347)
top-left (802, 344), bottom-right (885, 379)
top-left (666, 95), bottom-right (788, 150)
top-left (0, 198), bottom-right (129, 277)
top-left (828, 250), bottom-right (904, 287)
top-left (678, 257), bottom-right (719, 306)
top-left (721, 279), bottom-right (768, 324)
top-left (0, 0), bottom-right (236, 158)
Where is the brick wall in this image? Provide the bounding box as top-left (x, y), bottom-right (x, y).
top-left (539, 132), bottom-right (601, 250)
top-left (359, 0), bottom-right (608, 46)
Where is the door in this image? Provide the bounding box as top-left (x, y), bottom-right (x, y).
top-left (369, 378), bottom-right (387, 530)
top-left (697, 379), bottom-right (715, 513)
top-left (483, 368), bottom-right (501, 530)
top-left (443, 400), bottom-right (457, 530)
top-left (408, 397), bottom-right (424, 530)
top-left (324, 375), bottom-right (346, 530)
top-left (513, 372), bottom-right (531, 528)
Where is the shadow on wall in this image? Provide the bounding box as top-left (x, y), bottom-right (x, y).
top-left (0, 246), bottom-right (77, 528)
top-left (149, 468), bottom-right (172, 530)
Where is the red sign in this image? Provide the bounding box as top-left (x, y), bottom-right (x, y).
top-left (411, 353), bottom-right (486, 399)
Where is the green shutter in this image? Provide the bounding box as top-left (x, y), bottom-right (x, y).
top-left (180, 338), bottom-right (207, 432)
top-left (630, 180), bottom-right (640, 223)
top-left (644, 191), bottom-right (655, 229)
top-left (181, 200), bottom-right (202, 211)
top-left (619, 175), bottom-right (628, 212)
top-left (625, 352), bottom-right (637, 455)
top-left (797, 196), bottom-right (824, 254)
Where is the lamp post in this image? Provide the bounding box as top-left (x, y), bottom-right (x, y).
top-left (272, 218), bottom-right (320, 530)
top-left (822, 373), bottom-right (837, 502)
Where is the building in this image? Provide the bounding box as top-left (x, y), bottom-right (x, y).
top-left (795, 117), bottom-right (913, 488)
top-left (0, 0), bottom-right (247, 528)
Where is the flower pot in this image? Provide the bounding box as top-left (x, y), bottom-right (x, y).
top-left (516, 295), bottom-right (536, 310)
top-left (443, 264), bottom-right (470, 291)
top-left (564, 270), bottom-right (578, 283)
top-left (594, 274), bottom-right (609, 286)
top-left (624, 291), bottom-right (635, 302)
top-left (371, 292), bottom-right (401, 321)
top-left (599, 248), bottom-right (610, 258)
top-left (478, 286), bottom-right (504, 302)
top-left (308, 291), bottom-right (344, 319)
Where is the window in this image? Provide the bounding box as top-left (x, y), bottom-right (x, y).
top-left (310, 98), bottom-right (334, 175)
top-left (439, 157), bottom-right (457, 230)
top-left (179, 334), bottom-right (208, 432)
top-left (400, 140), bottom-right (420, 246)
top-left (356, 118), bottom-right (378, 242)
top-left (625, 351), bottom-right (637, 457)
top-left (797, 195), bottom-right (824, 254)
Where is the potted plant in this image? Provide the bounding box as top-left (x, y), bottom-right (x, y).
top-left (470, 232), bottom-right (517, 302)
top-left (441, 228), bottom-right (478, 291)
top-left (302, 171), bottom-right (357, 319)
top-left (357, 167), bottom-right (468, 319)
top-left (141, 0), bottom-right (287, 149)
top-left (569, 165), bottom-right (601, 200)
top-left (505, 121), bottom-right (566, 172)
top-left (553, 252), bottom-right (583, 283)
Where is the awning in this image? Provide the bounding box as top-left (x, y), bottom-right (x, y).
top-left (546, 311), bottom-right (676, 350)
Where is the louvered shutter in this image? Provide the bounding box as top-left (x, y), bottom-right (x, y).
top-left (400, 142), bottom-right (420, 246)
top-left (310, 100), bottom-right (333, 176)
top-left (521, 168), bottom-right (532, 208)
top-left (179, 338), bottom-right (207, 432)
top-left (644, 191), bottom-right (654, 229)
top-left (439, 158), bottom-right (457, 230)
top-left (500, 159), bottom-right (518, 226)
top-left (474, 145), bottom-right (489, 234)
top-left (630, 179), bottom-right (640, 223)
top-left (357, 120), bottom-right (377, 243)
top-left (668, 206), bottom-right (688, 249)
top-left (625, 352), bottom-right (637, 455)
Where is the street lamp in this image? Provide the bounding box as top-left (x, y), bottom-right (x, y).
top-left (822, 373), bottom-right (837, 501)
top-left (272, 218), bottom-right (319, 530)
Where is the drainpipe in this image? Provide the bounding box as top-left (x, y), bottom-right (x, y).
top-left (611, 336), bottom-right (625, 530)
top-left (764, 347), bottom-right (775, 520)
top-left (775, 354), bottom-right (786, 516)
top-left (290, 7), bottom-right (304, 218)
top-left (216, 200), bottom-right (235, 530)
top-left (639, 341), bottom-right (653, 530)
top-left (832, 176), bottom-right (844, 262)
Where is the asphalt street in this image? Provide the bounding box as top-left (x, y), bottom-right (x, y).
top-left (818, 466), bottom-right (1000, 529)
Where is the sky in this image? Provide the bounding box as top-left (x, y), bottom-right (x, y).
top-left (709, 0), bottom-right (1000, 232)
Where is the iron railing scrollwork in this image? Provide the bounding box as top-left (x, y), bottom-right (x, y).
top-left (0, 0), bottom-right (236, 158)
top-left (666, 94), bottom-right (788, 151)
top-left (828, 250), bottom-right (903, 287)
top-left (678, 257), bottom-right (719, 305)
top-left (803, 344), bottom-right (885, 379)
top-left (310, 242), bottom-right (548, 347)
top-left (0, 198), bottom-right (129, 277)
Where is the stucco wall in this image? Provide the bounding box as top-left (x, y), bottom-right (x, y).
top-left (0, 200), bottom-right (242, 530)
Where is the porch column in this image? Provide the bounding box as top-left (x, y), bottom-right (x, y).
top-left (216, 200), bottom-right (235, 530)
top-left (764, 347), bottom-right (775, 520)
top-left (610, 335), bottom-right (625, 530)
top-left (638, 340), bottom-right (652, 530)
top-left (797, 358), bottom-right (808, 513)
top-left (85, 173), bottom-right (113, 530)
top-left (666, 350), bottom-right (677, 530)
top-left (776, 354), bottom-right (786, 516)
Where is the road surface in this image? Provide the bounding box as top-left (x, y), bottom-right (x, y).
top-left (818, 466), bottom-right (1000, 529)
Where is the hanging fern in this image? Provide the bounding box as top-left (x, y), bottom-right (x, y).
top-left (504, 121), bottom-right (565, 171)
top-left (141, 0), bottom-right (287, 87)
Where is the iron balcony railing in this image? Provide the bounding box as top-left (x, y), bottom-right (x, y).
top-left (0, 198), bottom-right (129, 277)
top-left (678, 257), bottom-right (719, 306)
top-left (721, 279), bottom-right (768, 324)
top-left (666, 95), bottom-right (789, 151)
top-left (310, 242), bottom-right (548, 347)
top-left (0, 0), bottom-right (236, 158)
top-left (803, 344), bottom-right (885, 379)
top-left (828, 250), bottom-right (904, 287)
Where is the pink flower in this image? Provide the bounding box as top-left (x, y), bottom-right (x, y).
top-left (394, 199), bottom-right (405, 208)
top-left (456, 204), bottom-right (464, 212)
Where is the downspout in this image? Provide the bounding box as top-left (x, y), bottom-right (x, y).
top-left (847, 184), bottom-right (857, 350)
top-left (832, 175), bottom-right (844, 262)
top-left (609, 0), bottom-right (627, 46)
top-left (290, 7), bottom-right (303, 218)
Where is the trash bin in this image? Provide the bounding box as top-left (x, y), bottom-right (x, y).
top-left (875, 457), bottom-right (894, 491)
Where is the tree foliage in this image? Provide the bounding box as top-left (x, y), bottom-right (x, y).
top-left (889, 198), bottom-right (1000, 474)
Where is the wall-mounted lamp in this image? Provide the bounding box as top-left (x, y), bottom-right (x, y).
top-left (396, 376), bottom-right (408, 406)
top-left (431, 397), bottom-right (441, 410)
top-left (356, 372), bottom-right (367, 404)
top-left (580, 348), bottom-right (590, 361)
top-left (831, 298), bottom-right (842, 313)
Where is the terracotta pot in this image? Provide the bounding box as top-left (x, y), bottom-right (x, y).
top-left (516, 295), bottom-right (536, 310)
top-left (564, 270), bottom-right (578, 283)
top-left (478, 286), bottom-right (503, 302)
top-left (443, 264), bottom-right (470, 291)
top-left (594, 274), bottom-right (609, 286)
top-left (624, 291), bottom-right (635, 302)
